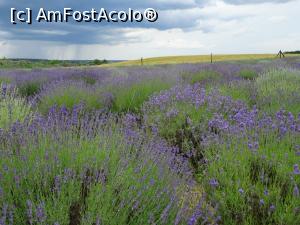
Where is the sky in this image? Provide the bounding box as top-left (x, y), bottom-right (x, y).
top-left (0, 0), bottom-right (299, 60)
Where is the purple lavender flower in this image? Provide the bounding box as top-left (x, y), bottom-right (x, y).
top-left (1, 204), bottom-right (8, 225)
top-left (248, 141), bottom-right (259, 151)
top-left (8, 207), bottom-right (14, 225)
top-left (14, 175), bottom-right (20, 188)
top-left (293, 185), bottom-right (300, 197)
top-left (259, 199), bottom-right (265, 206)
top-left (54, 175), bottom-right (61, 193)
top-left (95, 217), bottom-right (101, 225)
top-left (36, 202), bottom-right (46, 223)
top-left (166, 108), bottom-right (179, 119)
top-left (238, 188), bottom-right (244, 194)
top-left (26, 200), bottom-right (33, 225)
top-left (188, 213), bottom-right (201, 225)
top-left (293, 164), bottom-right (300, 175)
top-left (149, 178), bottom-right (155, 186)
top-left (188, 198), bottom-right (205, 225)
top-left (209, 179), bottom-right (219, 188)
top-left (269, 204), bottom-right (276, 213)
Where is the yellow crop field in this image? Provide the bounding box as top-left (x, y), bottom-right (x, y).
top-left (103, 54), bottom-right (299, 67)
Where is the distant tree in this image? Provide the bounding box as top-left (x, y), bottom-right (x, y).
top-left (92, 59), bottom-right (108, 65)
top-left (93, 59), bottom-right (102, 65)
top-left (49, 60), bottom-right (60, 65)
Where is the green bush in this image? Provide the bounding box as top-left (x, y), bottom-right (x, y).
top-left (0, 84), bottom-right (32, 129)
top-left (219, 80), bottom-right (257, 107)
top-left (92, 59), bottom-right (108, 65)
top-left (256, 69), bottom-right (300, 115)
top-left (38, 83), bottom-right (103, 114)
top-left (18, 81), bottom-right (43, 97)
top-left (111, 79), bottom-right (172, 113)
top-left (239, 69), bottom-right (258, 80)
top-left (82, 75), bottom-right (96, 85)
top-left (182, 70), bottom-right (220, 85)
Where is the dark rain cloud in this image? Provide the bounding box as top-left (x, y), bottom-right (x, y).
top-left (0, 0), bottom-right (297, 45)
top-left (0, 0), bottom-right (202, 44)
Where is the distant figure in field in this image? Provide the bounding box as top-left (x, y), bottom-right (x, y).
top-left (277, 50), bottom-right (285, 58)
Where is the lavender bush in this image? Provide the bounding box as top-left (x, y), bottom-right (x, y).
top-left (0, 84), bottom-right (32, 129)
top-left (0, 107), bottom-right (213, 224)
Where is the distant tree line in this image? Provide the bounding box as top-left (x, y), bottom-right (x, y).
top-left (0, 58), bottom-right (109, 69)
top-left (284, 50), bottom-right (300, 54)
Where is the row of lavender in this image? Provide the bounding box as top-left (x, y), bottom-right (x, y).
top-left (0, 58), bottom-right (300, 224)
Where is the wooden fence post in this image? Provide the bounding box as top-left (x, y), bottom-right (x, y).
top-left (211, 53), bottom-right (213, 64)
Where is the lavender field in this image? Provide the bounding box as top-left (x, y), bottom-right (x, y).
top-left (0, 58), bottom-right (300, 225)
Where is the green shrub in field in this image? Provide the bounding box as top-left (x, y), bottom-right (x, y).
top-left (72, 74), bottom-right (97, 85)
top-left (182, 70), bottom-right (220, 85)
top-left (111, 79), bottom-right (172, 113)
top-left (18, 81), bottom-right (43, 97)
top-left (0, 84), bottom-right (32, 129)
top-left (239, 69), bottom-right (258, 80)
top-left (204, 130), bottom-right (300, 225)
top-left (256, 68), bottom-right (300, 115)
top-left (82, 75), bottom-right (97, 85)
top-left (38, 83), bottom-right (103, 114)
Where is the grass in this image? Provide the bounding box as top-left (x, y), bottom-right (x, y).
top-left (103, 54), bottom-right (300, 67)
